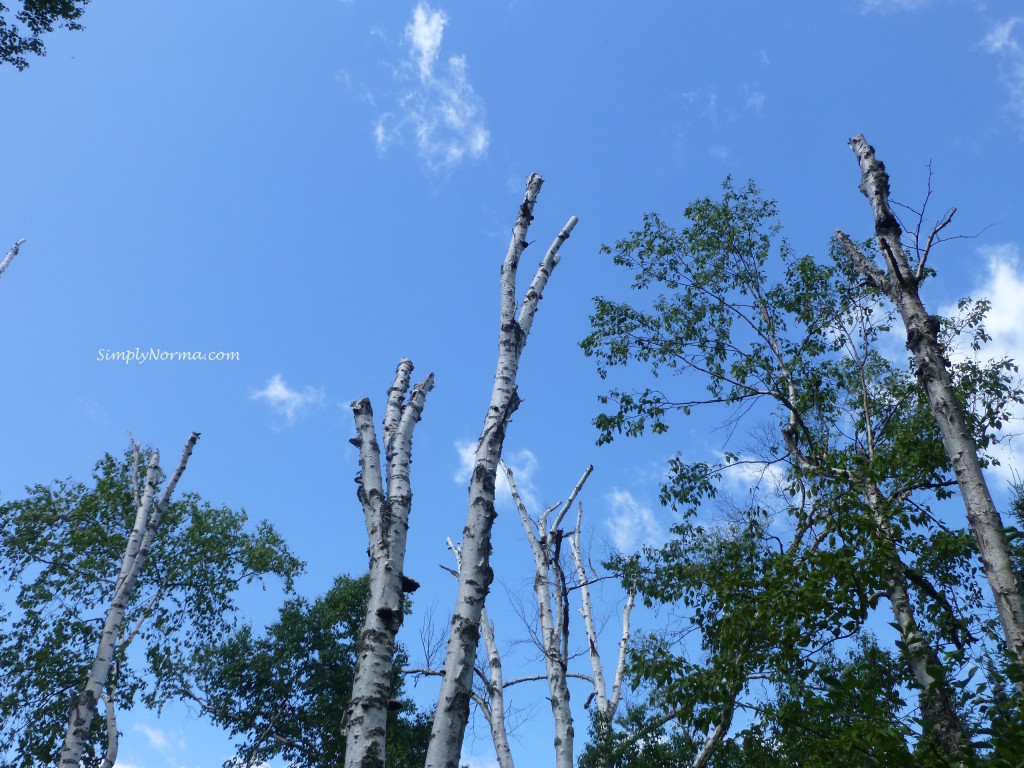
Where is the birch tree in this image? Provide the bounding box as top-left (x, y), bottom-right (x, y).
top-left (345, 358), bottom-right (433, 768)
top-left (835, 134), bottom-right (1024, 674)
top-left (425, 174), bottom-right (577, 768)
top-left (581, 179), bottom-right (1017, 763)
top-left (0, 438), bottom-right (301, 768)
top-left (59, 433), bottom-right (201, 768)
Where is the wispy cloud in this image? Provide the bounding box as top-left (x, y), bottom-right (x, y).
top-left (604, 489), bottom-right (665, 553)
top-left (941, 245), bottom-right (1024, 482)
top-left (860, 0), bottom-right (930, 14)
top-left (743, 85), bottom-right (767, 115)
top-left (137, 723), bottom-right (168, 750)
top-left (982, 17), bottom-right (1024, 124)
top-left (251, 374), bottom-right (325, 423)
top-left (374, 2), bottom-right (489, 171)
top-left (454, 440), bottom-right (540, 511)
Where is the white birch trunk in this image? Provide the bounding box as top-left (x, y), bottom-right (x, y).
top-left (59, 432), bottom-right (200, 768)
top-left (836, 134), bottom-right (1024, 673)
top-left (445, 537), bottom-right (516, 768)
top-left (345, 358), bottom-right (433, 768)
top-left (478, 604), bottom-right (515, 768)
top-left (503, 461), bottom-right (591, 768)
top-left (570, 501), bottom-right (633, 725)
top-left (425, 175), bottom-right (577, 768)
top-left (0, 238), bottom-right (25, 279)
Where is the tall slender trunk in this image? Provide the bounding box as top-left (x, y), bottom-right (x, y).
top-left (425, 175), bottom-right (576, 768)
top-left (345, 359), bottom-right (432, 768)
top-left (864, 482), bottom-right (964, 760)
top-left (59, 433), bottom-right (199, 768)
top-left (836, 134), bottom-right (1024, 674)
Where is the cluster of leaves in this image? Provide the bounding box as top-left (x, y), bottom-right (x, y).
top-left (192, 573), bottom-right (431, 768)
top-left (0, 449), bottom-right (303, 768)
top-left (0, 1), bottom-right (90, 70)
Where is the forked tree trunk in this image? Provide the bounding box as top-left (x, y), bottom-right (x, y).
top-left (836, 134), bottom-right (1024, 674)
top-left (59, 433), bottom-right (200, 768)
top-left (345, 358), bottom-right (433, 768)
top-left (425, 174), bottom-right (577, 768)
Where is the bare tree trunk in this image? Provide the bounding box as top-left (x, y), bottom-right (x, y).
top-left (570, 501), bottom-right (633, 726)
top-left (444, 537), bottom-right (516, 768)
top-left (477, 603), bottom-right (516, 768)
top-left (345, 358), bottom-right (433, 768)
top-left (836, 134), bottom-right (1024, 673)
top-left (59, 433), bottom-right (200, 768)
top-left (425, 174), bottom-right (577, 768)
top-left (0, 238), bottom-right (25, 279)
top-left (503, 461), bottom-right (591, 768)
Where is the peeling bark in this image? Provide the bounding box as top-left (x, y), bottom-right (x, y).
top-left (59, 433), bottom-right (200, 768)
top-left (837, 134), bottom-right (1024, 675)
top-left (425, 175), bottom-right (577, 768)
top-left (345, 358), bottom-right (433, 768)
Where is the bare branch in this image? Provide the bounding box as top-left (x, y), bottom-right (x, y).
top-left (0, 238), bottom-right (25, 279)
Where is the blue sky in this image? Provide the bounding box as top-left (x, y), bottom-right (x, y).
top-left (3, 1), bottom-right (1024, 766)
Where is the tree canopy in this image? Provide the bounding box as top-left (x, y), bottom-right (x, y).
top-left (0, 447), bottom-right (302, 768)
top-left (0, 1), bottom-right (90, 70)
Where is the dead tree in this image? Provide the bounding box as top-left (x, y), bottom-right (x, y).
top-left (836, 134), bottom-right (1024, 675)
top-left (425, 174), bottom-right (577, 768)
top-left (0, 238), bottom-right (25, 279)
top-left (59, 432), bottom-right (200, 768)
top-left (344, 358), bottom-right (433, 768)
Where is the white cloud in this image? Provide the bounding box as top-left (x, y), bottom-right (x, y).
top-left (406, 4), bottom-right (447, 79)
top-left (251, 374), bottom-right (325, 423)
top-left (983, 17), bottom-right (1021, 55)
top-left (374, 3), bottom-right (489, 171)
top-left (604, 489), bottom-right (665, 553)
top-left (136, 723), bottom-right (168, 750)
top-left (743, 86), bottom-right (766, 115)
top-left (453, 440), bottom-right (540, 511)
top-left (941, 245), bottom-right (1024, 481)
top-left (708, 144), bottom-right (731, 161)
top-left (715, 451), bottom-right (787, 499)
top-left (860, 0), bottom-right (930, 13)
top-left (982, 17), bottom-right (1024, 124)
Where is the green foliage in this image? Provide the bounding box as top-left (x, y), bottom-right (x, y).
top-left (0, 1), bottom-right (90, 70)
top-left (581, 178), bottom-right (1024, 765)
top-left (0, 449), bottom-right (303, 768)
top-left (193, 573), bottom-right (431, 768)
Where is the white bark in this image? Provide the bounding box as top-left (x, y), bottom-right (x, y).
top-left (571, 501), bottom-right (633, 723)
top-left (425, 175), bottom-right (577, 768)
top-left (0, 238), bottom-right (24, 278)
top-left (98, 693), bottom-right (118, 768)
top-left (445, 538), bottom-right (516, 768)
top-left (345, 358), bottom-right (433, 768)
top-left (503, 461), bottom-right (591, 768)
top-left (836, 134), bottom-right (1024, 674)
top-left (60, 432), bottom-right (200, 768)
